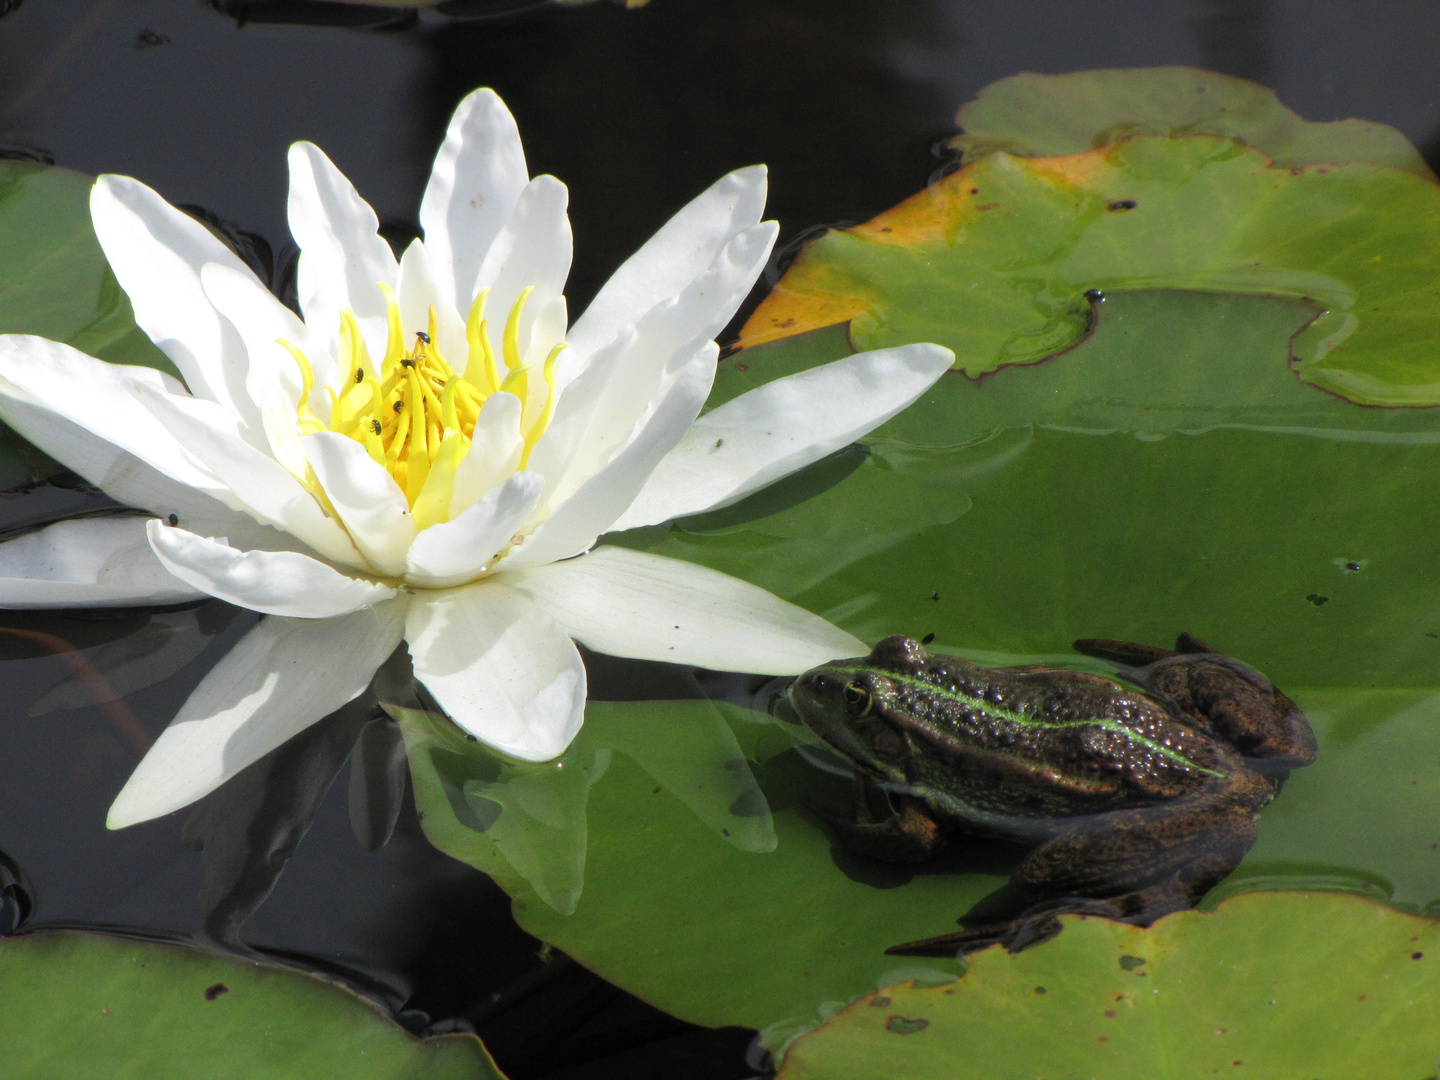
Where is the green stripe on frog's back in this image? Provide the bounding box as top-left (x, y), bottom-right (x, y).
top-left (830, 659), bottom-right (1224, 779)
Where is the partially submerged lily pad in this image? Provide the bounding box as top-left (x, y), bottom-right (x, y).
top-left (403, 681), bottom-right (1440, 1046)
top-left (400, 698), bottom-right (975, 1037)
top-left (775, 892), bottom-right (1440, 1080)
top-left (948, 67), bottom-right (1432, 176)
top-left (1, 930), bottom-right (504, 1079)
top-left (743, 135), bottom-right (1440, 405)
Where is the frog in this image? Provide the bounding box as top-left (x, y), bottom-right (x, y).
top-left (788, 632), bottom-right (1316, 955)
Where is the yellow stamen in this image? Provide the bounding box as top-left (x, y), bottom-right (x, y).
top-left (279, 340), bottom-right (326, 434)
top-left (379, 283), bottom-right (406, 368)
top-left (412, 432), bottom-right (467, 531)
top-left (339, 310), bottom-right (372, 384)
top-left (521, 343), bottom-right (567, 467)
top-left (500, 286), bottom-right (533, 403)
top-left (464, 289), bottom-right (501, 394)
top-left (289, 281), bottom-right (563, 530)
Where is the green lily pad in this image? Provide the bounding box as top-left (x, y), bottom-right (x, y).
top-left (948, 67), bottom-right (1432, 176)
top-left (0, 161), bottom-right (175, 376)
top-left (0, 930), bottom-right (504, 1079)
top-left (742, 135), bottom-right (1440, 405)
top-left (402, 287), bottom-right (1440, 1045)
top-left (775, 892), bottom-right (1440, 1080)
top-left (697, 290), bottom-right (1440, 692)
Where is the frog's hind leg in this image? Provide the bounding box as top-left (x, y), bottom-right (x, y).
top-left (1073, 633), bottom-right (1223, 667)
top-left (1073, 637), bottom-right (1176, 666)
top-left (890, 777), bottom-right (1270, 956)
top-left (1011, 777), bottom-right (1266, 905)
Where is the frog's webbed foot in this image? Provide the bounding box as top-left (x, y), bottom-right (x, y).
top-left (803, 782), bottom-right (945, 863)
top-left (886, 874), bottom-right (1202, 957)
top-left (885, 896), bottom-right (1138, 957)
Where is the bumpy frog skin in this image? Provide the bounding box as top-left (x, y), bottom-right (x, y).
top-left (789, 633), bottom-right (1317, 954)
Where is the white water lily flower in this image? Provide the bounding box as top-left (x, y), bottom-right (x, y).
top-left (0, 89), bottom-right (953, 829)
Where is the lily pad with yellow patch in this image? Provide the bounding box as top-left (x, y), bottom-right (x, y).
top-left (743, 135), bottom-right (1440, 406)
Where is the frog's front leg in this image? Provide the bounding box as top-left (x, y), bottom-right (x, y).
top-left (805, 778), bottom-right (946, 863)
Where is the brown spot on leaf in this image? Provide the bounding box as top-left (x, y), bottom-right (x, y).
top-left (885, 1016), bottom-right (928, 1035)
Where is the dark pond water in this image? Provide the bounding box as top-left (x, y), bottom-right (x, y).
top-left (4, 1), bottom-right (1440, 1076)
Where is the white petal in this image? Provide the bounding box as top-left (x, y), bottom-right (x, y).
top-left (89, 175), bottom-right (257, 416)
top-left (0, 335), bottom-right (222, 496)
top-left (287, 141), bottom-right (399, 361)
top-left (405, 582), bottom-right (585, 762)
top-left (0, 335), bottom-right (342, 564)
top-left (527, 293), bottom-right (570, 369)
top-left (107, 599), bottom-right (408, 828)
top-left (396, 238), bottom-right (467, 361)
top-left (472, 175), bottom-right (572, 336)
top-left (302, 431), bottom-right (416, 576)
top-left (419, 87), bottom-right (529, 314)
top-left (500, 344), bottom-right (715, 571)
top-left (131, 383), bottom-right (366, 569)
top-left (612, 342), bottom-right (956, 529)
top-left (567, 166), bottom-right (768, 359)
top-left (405, 471), bottom-right (542, 588)
top-left (521, 324), bottom-right (638, 487)
top-left (146, 520), bottom-right (395, 617)
top-left (502, 546), bottom-right (865, 674)
top-left (0, 380), bottom-right (316, 556)
top-left (0, 517), bottom-right (201, 608)
top-left (533, 222), bottom-right (775, 487)
top-left (198, 261), bottom-right (326, 420)
top-left (450, 391), bottom-right (522, 517)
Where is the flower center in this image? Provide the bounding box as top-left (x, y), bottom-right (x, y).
top-left (280, 284), bottom-right (564, 530)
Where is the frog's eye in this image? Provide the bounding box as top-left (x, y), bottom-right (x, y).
top-left (842, 680), bottom-right (872, 716)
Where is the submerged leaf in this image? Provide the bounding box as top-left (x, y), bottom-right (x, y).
top-left (182, 700), bottom-right (374, 945)
top-left (395, 696), bottom-right (777, 915)
top-left (348, 715), bottom-right (411, 853)
top-left (948, 67), bottom-right (1432, 176)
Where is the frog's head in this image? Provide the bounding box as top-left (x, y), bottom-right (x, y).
top-left (789, 636), bottom-right (928, 780)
